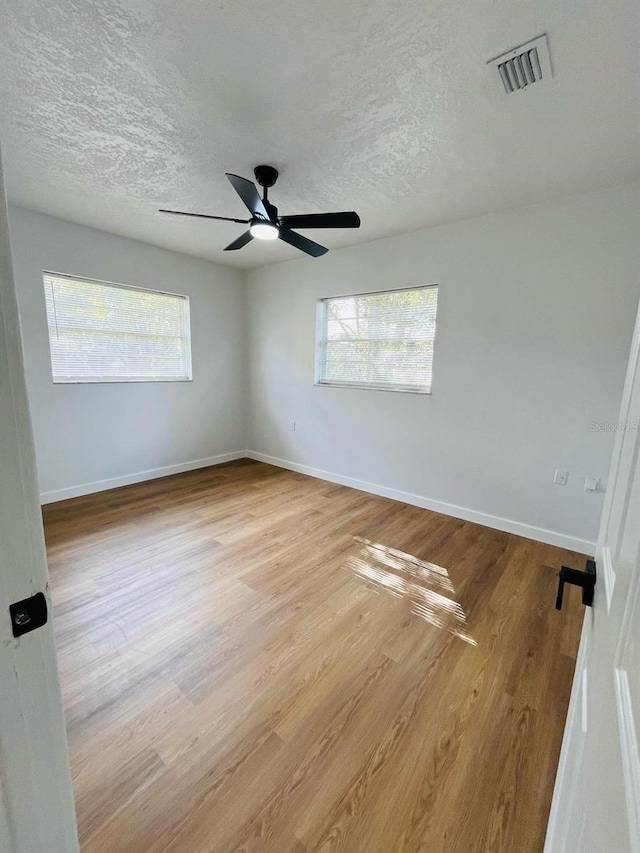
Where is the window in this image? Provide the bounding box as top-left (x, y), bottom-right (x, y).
top-left (43, 272), bottom-right (192, 383)
top-left (315, 285), bottom-right (438, 393)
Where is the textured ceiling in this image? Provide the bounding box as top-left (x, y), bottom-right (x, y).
top-left (1, 0), bottom-right (639, 268)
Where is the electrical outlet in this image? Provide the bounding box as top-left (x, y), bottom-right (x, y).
top-left (554, 469), bottom-right (569, 486)
top-left (290, 420), bottom-right (296, 432)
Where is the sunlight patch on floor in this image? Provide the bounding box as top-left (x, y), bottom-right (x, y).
top-left (347, 537), bottom-right (477, 645)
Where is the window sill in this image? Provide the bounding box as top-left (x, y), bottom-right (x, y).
top-left (52, 377), bottom-right (193, 385)
top-left (314, 381), bottom-right (431, 395)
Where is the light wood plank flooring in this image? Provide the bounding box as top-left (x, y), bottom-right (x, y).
top-left (43, 459), bottom-right (585, 852)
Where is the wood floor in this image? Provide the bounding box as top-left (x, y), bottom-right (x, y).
top-left (43, 460), bottom-right (585, 853)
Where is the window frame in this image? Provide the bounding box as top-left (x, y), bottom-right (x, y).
top-left (42, 270), bottom-right (193, 385)
top-left (314, 284), bottom-right (439, 395)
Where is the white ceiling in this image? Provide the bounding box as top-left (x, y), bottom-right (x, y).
top-left (1, 0), bottom-right (638, 269)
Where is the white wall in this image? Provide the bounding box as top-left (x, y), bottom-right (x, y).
top-left (245, 184), bottom-right (640, 552)
top-left (7, 206), bottom-right (246, 501)
top-left (9, 186), bottom-right (640, 549)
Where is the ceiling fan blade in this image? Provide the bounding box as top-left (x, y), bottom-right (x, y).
top-left (278, 212), bottom-right (360, 229)
top-left (224, 231), bottom-right (254, 251)
top-left (225, 173), bottom-right (270, 220)
top-left (278, 227), bottom-right (328, 257)
top-left (159, 209), bottom-right (250, 224)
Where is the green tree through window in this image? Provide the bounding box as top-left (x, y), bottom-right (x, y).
top-left (316, 286), bottom-right (438, 392)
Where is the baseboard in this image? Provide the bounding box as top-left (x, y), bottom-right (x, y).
top-left (41, 447), bottom-right (596, 552)
top-left (245, 450), bottom-right (595, 554)
top-left (39, 451), bottom-right (246, 504)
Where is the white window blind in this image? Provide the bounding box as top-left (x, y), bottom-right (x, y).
top-left (316, 285), bottom-right (438, 393)
top-left (43, 273), bottom-right (192, 383)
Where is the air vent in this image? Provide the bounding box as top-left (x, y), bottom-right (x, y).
top-left (487, 34), bottom-right (552, 94)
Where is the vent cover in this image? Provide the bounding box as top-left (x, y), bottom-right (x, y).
top-left (488, 34), bottom-right (552, 94)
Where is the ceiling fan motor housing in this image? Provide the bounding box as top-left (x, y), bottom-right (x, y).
top-left (261, 201), bottom-right (278, 223)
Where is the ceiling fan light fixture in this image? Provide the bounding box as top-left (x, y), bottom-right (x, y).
top-left (250, 221), bottom-right (279, 240)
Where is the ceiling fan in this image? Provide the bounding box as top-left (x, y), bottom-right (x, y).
top-left (159, 165), bottom-right (360, 257)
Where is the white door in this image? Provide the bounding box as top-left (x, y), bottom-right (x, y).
top-left (0, 141), bottom-right (79, 852)
top-left (545, 299), bottom-right (640, 852)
